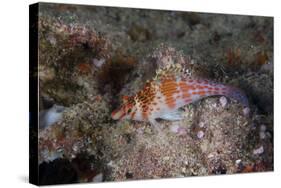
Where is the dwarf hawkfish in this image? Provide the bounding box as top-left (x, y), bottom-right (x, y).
top-left (111, 69), bottom-right (248, 131)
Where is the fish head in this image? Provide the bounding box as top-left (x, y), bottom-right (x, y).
top-left (111, 96), bottom-right (136, 120)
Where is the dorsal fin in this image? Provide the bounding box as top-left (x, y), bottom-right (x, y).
top-left (153, 63), bottom-right (184, 82)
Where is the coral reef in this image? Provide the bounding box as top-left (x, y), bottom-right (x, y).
top-left (37, 3), bottom-right (273, 184)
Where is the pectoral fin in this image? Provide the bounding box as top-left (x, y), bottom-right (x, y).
top-left (159, 110), bottom-right (184, 121)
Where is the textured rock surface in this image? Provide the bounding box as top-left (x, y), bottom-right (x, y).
top-left (37, 3), bottom-right (273, 184)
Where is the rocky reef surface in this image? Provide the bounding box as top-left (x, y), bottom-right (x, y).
top-left (36, 3), bottom-right (273, 184)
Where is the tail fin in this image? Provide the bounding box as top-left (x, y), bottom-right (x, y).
top-left (226, 86), bottom-right (249, 107)
top-left (178, 79), bottom-right (248, 107)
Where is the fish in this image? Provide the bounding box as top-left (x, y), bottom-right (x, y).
top-left (111, 75), bottom-right (248, 128)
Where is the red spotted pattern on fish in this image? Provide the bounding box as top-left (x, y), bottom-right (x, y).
top-left (111, 76), bottom-right (248, 126)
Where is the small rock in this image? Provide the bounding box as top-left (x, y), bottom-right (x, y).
top-left (163, 156), bottom-right (170, 161)
top-left (253, 146), bottom-right (264, 155)
top-left (177, 127), bottom-right (187, 135)
top-left (92, 173), bottom-right (103, 182)
top-left (259, 125), bottom-right (267, 139)
top-left (259, 131), bottom-right (266, 139)
top-left (92, 58), bottom-right (105, 68)
top-left (266, 132), bottom-right (272, 138)
top-left (212, 103), bottom-right (218, 108)
top-left (243, 107), bottom-right (250, 116)
top-left (107, 160), bottom-right (117, 168)
top-left (197, 130), bottom-right (204, 139)
top-left (181, 167), bottom-right (187, 173)
top-left (47, 34), bottom-right (57, 45)
top-left (219, 96), bottom-right (228, 107)
top-left (39, 104), bottom-right (65, 129)
top-left (72, 144), bottom-right (79, 152)
top-left (260, 62), bottom-right (273, 73)
top-left (235, 159), bottom-right (242, 165)
top-left (136, 127), bottom-right (144, 134)
top-left (170, 124), bottom-right (187, 135)
top-left (260, 124), bottom-right (267, 132)
top-left (199, 122), bottom-right (205, 128)
top-left (170, 124), bottom-right (180, 133)
top-left (207, 153), bottom-right (215, 158)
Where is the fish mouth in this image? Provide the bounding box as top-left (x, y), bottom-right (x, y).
top-left (111, 108), bottom-right (126, 120)
top-left (111, 111), bottom-right (119, 120)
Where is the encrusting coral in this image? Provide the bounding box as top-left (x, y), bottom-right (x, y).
top-left (39, 43), bottom-right (272, 180)
top-left (37, 5), bottom-right (273, 183)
